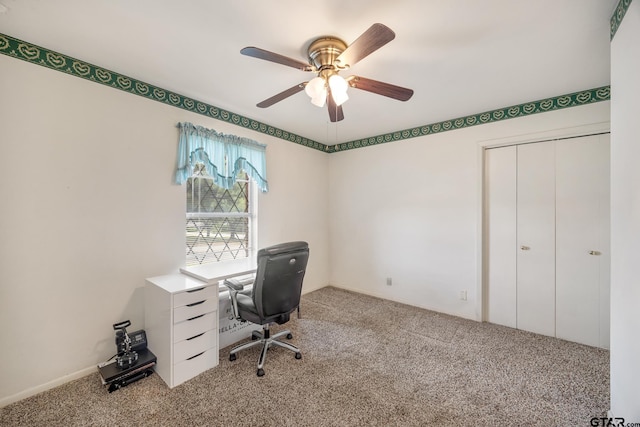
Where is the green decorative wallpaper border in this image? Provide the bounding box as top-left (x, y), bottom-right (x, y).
top-left (1, 33), bottom-right (611, 155)
top-left (328, 86), bottom-right (610, 153)
top-left (611, 0), bottom-right (633, 40)
top-left (0, 33), bottom-right (330, 153)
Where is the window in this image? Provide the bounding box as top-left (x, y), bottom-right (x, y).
top-left (175, 122), bottom-right (267, 265)
top-left (186, 163), bottom-right (256, 266)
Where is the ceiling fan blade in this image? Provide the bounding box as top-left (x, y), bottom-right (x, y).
top-left (256, 83), bottom-right (307, 108)
top-left (327, 91), bottom-right (345, 122)
top-left (347, 76), bottom-right (414, 101)
top-left (241, 47), bottom-right (314, 71)
top-left (335, 23), bottom-right (395, 68)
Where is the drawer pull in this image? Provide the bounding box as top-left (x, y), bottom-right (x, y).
top-left (186, 332), bottom-right (205, 341)
top-left (186, 287), bottom-right (205, 293)
top-left (186, 300), bottom-right (205, 307)
top-left (187, 351), bottom-right (205, 361)
top-left (187, 314), bottom-right (205, 321)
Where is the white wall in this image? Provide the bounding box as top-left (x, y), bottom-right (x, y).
top-left (610, 0), bottom-right (640, 421)
top-left (0, 54), bottom-right (329, 405)
top-left (328, 102), bottom-right (610, 321)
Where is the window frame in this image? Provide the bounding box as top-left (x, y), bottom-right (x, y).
top-left (185, 168), bottom-right (258, 266)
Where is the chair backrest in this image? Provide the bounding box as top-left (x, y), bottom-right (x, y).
top-left (252, 241), bottom-right (309, 324)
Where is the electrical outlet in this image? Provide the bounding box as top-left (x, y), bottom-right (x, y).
top-left (386, 277), bottom-right (392, 286)
top-left (459, 290), bottom-right (467, 301)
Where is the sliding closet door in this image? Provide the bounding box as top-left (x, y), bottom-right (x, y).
top-left (555, 135), bottom-right (610, 348)
top-left (515, 142), bottom-right (556, 337)
top-left (485, 136), bottom-right (610, 347)
top-left (485, 146), bottom-right (517, 328)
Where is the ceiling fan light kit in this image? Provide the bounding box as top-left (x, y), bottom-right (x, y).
top-left (328, 74), bottom-right (349, 106)
top-left (305, 76), bottom-right (327, 107)
top-left (241, 23), bottom-right (414, 122)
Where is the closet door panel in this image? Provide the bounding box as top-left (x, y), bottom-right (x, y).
top-left (556, 135), bottom-right (610, 348)
top-left (516, 142), bottom-right (556, 337)
top-left (594, 134), bottom-right (610, 349)
top-left (485, 146), bottom-right (517, 328)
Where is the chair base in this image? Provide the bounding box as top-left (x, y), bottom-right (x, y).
top-left (228, 324), bottom-right (301, 376)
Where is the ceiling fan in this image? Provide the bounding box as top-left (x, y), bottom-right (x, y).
top-left (241, 23), bottom-right (414, 122)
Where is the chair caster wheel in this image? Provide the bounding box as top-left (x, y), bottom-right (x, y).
top-left (286, 333), bottom-right (293, 339)
top-left (295, 352), bottom-right (302, 360)
top-left (229, 353), bottom-right (237, 362)
top-left (257, 368), bottom-right (265, 377)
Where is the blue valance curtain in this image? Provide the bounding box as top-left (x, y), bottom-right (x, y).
top-left (174, 122), bottom-right (269, 192)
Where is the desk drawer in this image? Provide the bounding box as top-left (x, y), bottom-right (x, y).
top-left (173, 297), bottom-right (217, 324)
top-left (173, 347), bottom-right (218, 387)
top-left (173, 311), bottom-right (216, 343)
top-left (173, 286), bottom-right (217, 308)
top-left (174, 329), bottom-right (217, 362)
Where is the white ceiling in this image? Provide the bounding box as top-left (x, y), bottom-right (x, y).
top-left (0, 0), bottom-right (616, 145)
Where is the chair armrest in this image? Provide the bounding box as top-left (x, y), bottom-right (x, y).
top-left (223, 279), bottom-right (242, 320)
top-left (223, 275), bottom-right (255, 320)
top-left (224, 278), bottom-right (246, 292)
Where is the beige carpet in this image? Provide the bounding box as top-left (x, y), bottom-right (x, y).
top-left (0, 287), bottom-right (610, 426)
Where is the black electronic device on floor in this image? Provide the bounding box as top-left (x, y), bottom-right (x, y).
top-left (97, 320), bottom-right (157, 393)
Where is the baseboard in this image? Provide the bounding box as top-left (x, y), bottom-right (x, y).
top-left (301, 282), bottom-right (329, 295)
top-left (0, 365), bottom-right (96, 408)
top-left (328, 283), bottom-right (477, 321)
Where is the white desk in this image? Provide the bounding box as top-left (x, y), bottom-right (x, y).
top-left (145, 260), bottom-right (257, 388)
top-left (180, 258), bottom-right (256, 284)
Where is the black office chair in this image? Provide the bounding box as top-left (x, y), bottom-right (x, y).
top-left (224, 241), bottom-right (309, 376)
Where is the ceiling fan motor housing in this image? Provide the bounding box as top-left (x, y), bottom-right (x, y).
top-left (307, 37), bottom-right (348, 72)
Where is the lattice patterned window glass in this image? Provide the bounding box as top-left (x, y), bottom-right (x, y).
top-left (186, 163), bottom-right (255, 266)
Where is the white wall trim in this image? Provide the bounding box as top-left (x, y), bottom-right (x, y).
top-left (302, 283), bottom-right (329, 295)
top-left (329, 283), bottom-right (477, 321)
top-left (0, 366), bottom-right (96, 408)
top-left (477, 121), bottom-right (611, 149)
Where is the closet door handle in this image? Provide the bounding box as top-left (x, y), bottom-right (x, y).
top-left (520, 245), bottom-right (530, 251)
top-left (589, 250), bottom-right (601, 256)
